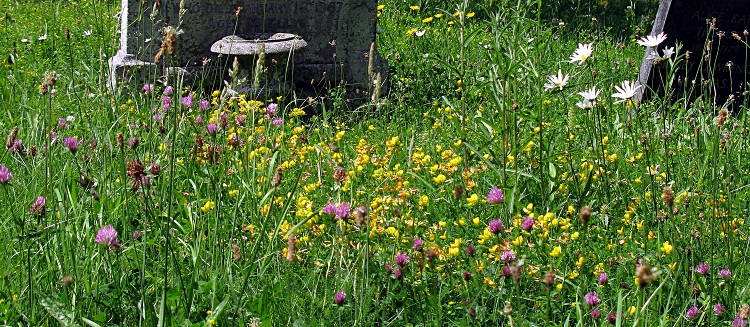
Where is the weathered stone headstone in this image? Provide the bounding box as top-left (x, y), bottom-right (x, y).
top-left (109, 0), bottom-right (387, 99)
top-left (641, 0), bottom-right (750, 105)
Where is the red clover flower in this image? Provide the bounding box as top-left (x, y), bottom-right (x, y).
top-left (334, 202), bottom-right (351, 220)
top-left (686, 306), bottom-right (698, 320)
top-left (695, 263), bottom-right (709, 275)
top-left (0, 165), bottom-right (11, 184)
top-left (584, 291), bottom-right (600, 307)
top-left (488, 219), bottom-right (503, 234)
top-left (487, 187), bottom-right (505, 204)
top-left (64, 137), bottom-right (79, 154)
top-left (29, 196), bottom-right (45, 217)
top-left (413, 238), bottom-right (423, 250)
top-left (95, 224), bottom-right (121, 251)
top-left (521, 216), bottom-right (534, 231)
top-left (334, 290), bottom-right (346, 306)
top-left (715, 303), bottom-right (725, 316)
top-left (395, 253), bottom-right (409, 267)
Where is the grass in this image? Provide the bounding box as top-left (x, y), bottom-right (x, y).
top-left (1, 0), bottom-right (750, 325)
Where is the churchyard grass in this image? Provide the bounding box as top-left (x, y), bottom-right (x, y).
top-left (1, 0), bottom-right (749, 325)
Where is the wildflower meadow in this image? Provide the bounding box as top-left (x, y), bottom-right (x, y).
top-left (1, 0), bottom-right (750, 325)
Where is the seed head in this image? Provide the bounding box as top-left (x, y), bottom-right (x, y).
top-left (662, 187), bottom-right (674, 207)
top-left (271, 167), bottom-right (282, 187)
top-left (286, 234), bottom-right (296, 263)
top-left (579, 206), bottom-right (592, 225)
top-left (6, 126), bottom-right (18, 150)
top-left (543, 270), bottom-right (555, 285)
top-left (636, 263), bottom-right (658, 287)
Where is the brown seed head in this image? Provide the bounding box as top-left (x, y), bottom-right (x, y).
top-left (662, 187), bottom-right (674, 207)
top-left (453, 184), bottom-right (464, 200)
top-left (352, 206), bottom-right (368, 228)
top-left (332, 167), bottom-right (347, 183)
top-left (635, 263), bottom-right (658, 287)
top-left (543, 270), bottom-right (555, 285)
top-left (579, 206), bottom-right (592, 225)
top-left (271, 167), bottom-right (282, 187)
top-left (718, 108), bottom-right (728, 127)
top-left (116, 133), bottom-right (124, 149)
top-left (739, 304), bottom-right (750, 319)
top-left (424, 247), bottom-right (437, 261)
top-left (6, 126), bottom-right (18, 149)
top-left (286, 234), bottom-right (296, 263)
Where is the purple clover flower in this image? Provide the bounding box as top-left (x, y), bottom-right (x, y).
top-left (163, 86), bottom-right (173, 96)
top-left (686, 306), bottom-right (698, 320)
top-left (323, 202), bottom-right (336, 215)
top-left (182, 93), bottom-right (193, 108)
top-left (413, 238), bottom-right (423, 250)
top-left (236, 113), bottom-right (246, 127)
top-left (64, 137), bottom-right (79, 154)
top-left (334, 290), bottom-right (346, 306)
top-left (1, 166), bottom-right (15, 185)
top-left (695, 263), bottom-right (709, 275)
top-left (719, 269), bottom-right (731, 279)
top-left (57, 117), bottom-right (67, 128)
top-left (487, 187), bottom-right (505, 204)
top-left (142, 83), bottom-right (154, 94)
top-left (195, 115), bottom-right (203, 126)
top-left (272, 117), bottom-right (283, 127)
top-left (394, 267), bottom-right (403, 280)
top-left (266, 103), bottom-right (277, 117)
top-left (734, 316), bottom-right (748, 327)
top-left (488, 219), bottom-right (503, 234)
top-left (598, 272), bottom-right (609, 285)
top-left (95, 224), bottom-right (121, 251)
top-left (207, 122), bottom-right (218, 136)
top-left (500, 250), bottom-right (515, 261)
top-left (521, 216), bottom-right (534, 231)
top-left (162, 96), bottom-right (172, 111)
top-left (591, 308), bottom-right (601, 320)
top-left (395, 253), bottom-right (409, 267)
top-left (334, 202), bottom-right (351, 220)
top-left (584, 291), bottom-right (600, 307)
top-left (197, 99), bottom-right (210, 111)
top-left (29, 196), bottom-right (45, 217)
top-left (715, 303), bottom-right (725, 316)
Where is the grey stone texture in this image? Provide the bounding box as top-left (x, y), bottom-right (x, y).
top-left (109, 0), bottom-right (387, 99)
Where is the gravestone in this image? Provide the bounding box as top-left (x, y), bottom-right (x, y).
top-left (109, 0), bottom-right (387, 99)
top-left (641, 0), bottom-right (750, 105)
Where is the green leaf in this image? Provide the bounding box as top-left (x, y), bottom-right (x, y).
top-left (39, 295), bottom-right (76, 326)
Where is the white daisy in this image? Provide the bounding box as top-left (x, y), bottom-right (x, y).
top-left (637, 32), bottom-right (667, 47)
top-left (578, 86), bottom-right (600, 100)
top-left (38, 34), bottom-right (47, 41)
top-left (569, 43), bottom-right (593, 64)
top-left (82, 30), bottom-right (93, 37)
top-left (415, 30), bottom-right (425, 37)
top-left (662, 46), bottom-right (675, 59)
top-left (544, 69), bottom-right (569, 91)
top-left (576, 99), bottom-right (595, 109)
top-left (611, 80), bottom-right (642, 104)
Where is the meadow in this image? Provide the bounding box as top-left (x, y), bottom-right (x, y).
top-left (0, 0), bottom-right (749, 325)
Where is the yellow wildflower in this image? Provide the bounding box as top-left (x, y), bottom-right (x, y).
top-left (549, 246), bottom-right (561, 258)
top-left (660, 241), bottom-right (673, 255)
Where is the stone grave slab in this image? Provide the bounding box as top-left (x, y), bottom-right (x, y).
top-left (109, 0), bottom-right (387, 100)
top-left (645, 0), bottom-right (750, 105)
